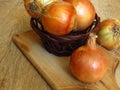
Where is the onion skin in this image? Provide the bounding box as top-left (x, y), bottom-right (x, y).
top-left (96, 19), bottom-right (120, 50)
top-left (24, 0), bottom-right (59, 18)
top-left (64, 0), bottom-right (96, 31)
top-left (41, 1), bottom-right (77, 36)
top-left (70, 34), bottom-right (108, 83)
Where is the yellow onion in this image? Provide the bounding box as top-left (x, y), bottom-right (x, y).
top-left (70, 33), bottom-right (108, 83)
top-left (41, 1), bottom-right (77, 36)
top-left (96, 19), bottom-right (120, 50)
top-left (24, 0), bottom-right (59, 18)
top-left (64, 0), bottom-right (96, 31)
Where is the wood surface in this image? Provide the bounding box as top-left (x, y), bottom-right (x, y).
top-left (13, 30), bottom-right (120, 90)
top-left (0, 0), bottom-right (120, 90)
top-left (0, 0), bottom-right (51, 90)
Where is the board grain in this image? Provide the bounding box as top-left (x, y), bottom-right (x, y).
top-left (13, 30), bottom-right (120, 90)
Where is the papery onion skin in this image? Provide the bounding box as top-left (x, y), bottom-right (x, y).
top-left (96, 19), bottom-right (120, 50)
top-left (70, 34), bottom-right (108, 83)
top-left (41, 1), bottom-right (77, 36)
top-left (64, 0), bottom-right (96, 31)
top-left (24, 0), bottom-right (59, 18)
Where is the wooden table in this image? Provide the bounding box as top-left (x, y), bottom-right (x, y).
top-left (0, 0), bottom-right (120, 90)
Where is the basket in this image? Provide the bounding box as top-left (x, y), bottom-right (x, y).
top-left (30, 14), bottom-right (100, 56)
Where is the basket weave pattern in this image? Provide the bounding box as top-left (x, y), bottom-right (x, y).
top-left (30, 15), bottom-right (100, 56)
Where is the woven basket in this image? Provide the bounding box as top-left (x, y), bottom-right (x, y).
top-left (30, 14), bottom-right (100, 56)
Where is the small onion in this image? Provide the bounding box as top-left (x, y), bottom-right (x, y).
top-left (64, 0), bottom-right (96, 31)
top-left (96, 19), bottom-right (120, 50)
top-left (41, 1), bottom-right (77, 36)
top-left (24, 0), bottom-right (59, 18)
top-left (70, 33), bottom-right (108, 83)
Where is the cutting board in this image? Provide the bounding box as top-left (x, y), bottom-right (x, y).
top-left (13, 30), bottom-right (120, 90)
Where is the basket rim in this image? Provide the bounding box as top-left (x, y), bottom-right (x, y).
top-left (30, 14), bottom-right (100, 42)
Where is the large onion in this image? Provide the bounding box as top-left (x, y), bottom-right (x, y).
top-left (41, 1), bottom-right (77, 35)
top-left (64, 0), bottom-right (96, 31)
top-left (24, 0), bottom-right (59, 18)
top-left (70, 33), bottom-right (108, 83)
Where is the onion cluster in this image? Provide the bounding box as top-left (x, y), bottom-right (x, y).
top-left (24, 0), bottom-right (96, 35)
top-left (24, 0), bottom-right (117, 84)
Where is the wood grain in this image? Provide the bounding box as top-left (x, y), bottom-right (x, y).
top-left (0, 0), bottom-right (120, 90)
top-left (13, 30), bottom-right (120, 90)
top-left (0, 0), bottom-right (51, 90)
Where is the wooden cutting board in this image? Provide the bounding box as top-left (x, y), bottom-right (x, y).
top-left (13, 30), bottom-right (120, 90)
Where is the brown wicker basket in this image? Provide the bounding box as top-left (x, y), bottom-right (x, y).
top-left (30, 14), bottom-right (100, 56)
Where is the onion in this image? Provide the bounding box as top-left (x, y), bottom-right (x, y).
top-left (64, 0), bottom-right (96, 31)
top-left (70, 33), bottom-right (108, 83)
top-left (96, 19), bottom-right (120, 50)
top-left (41, 1), bottom-right (77, 36)
top-left (24, 0), bottom-right (59, 18)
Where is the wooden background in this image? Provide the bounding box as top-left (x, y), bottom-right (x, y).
top-left (0, 0), bottom-right (120, 90)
